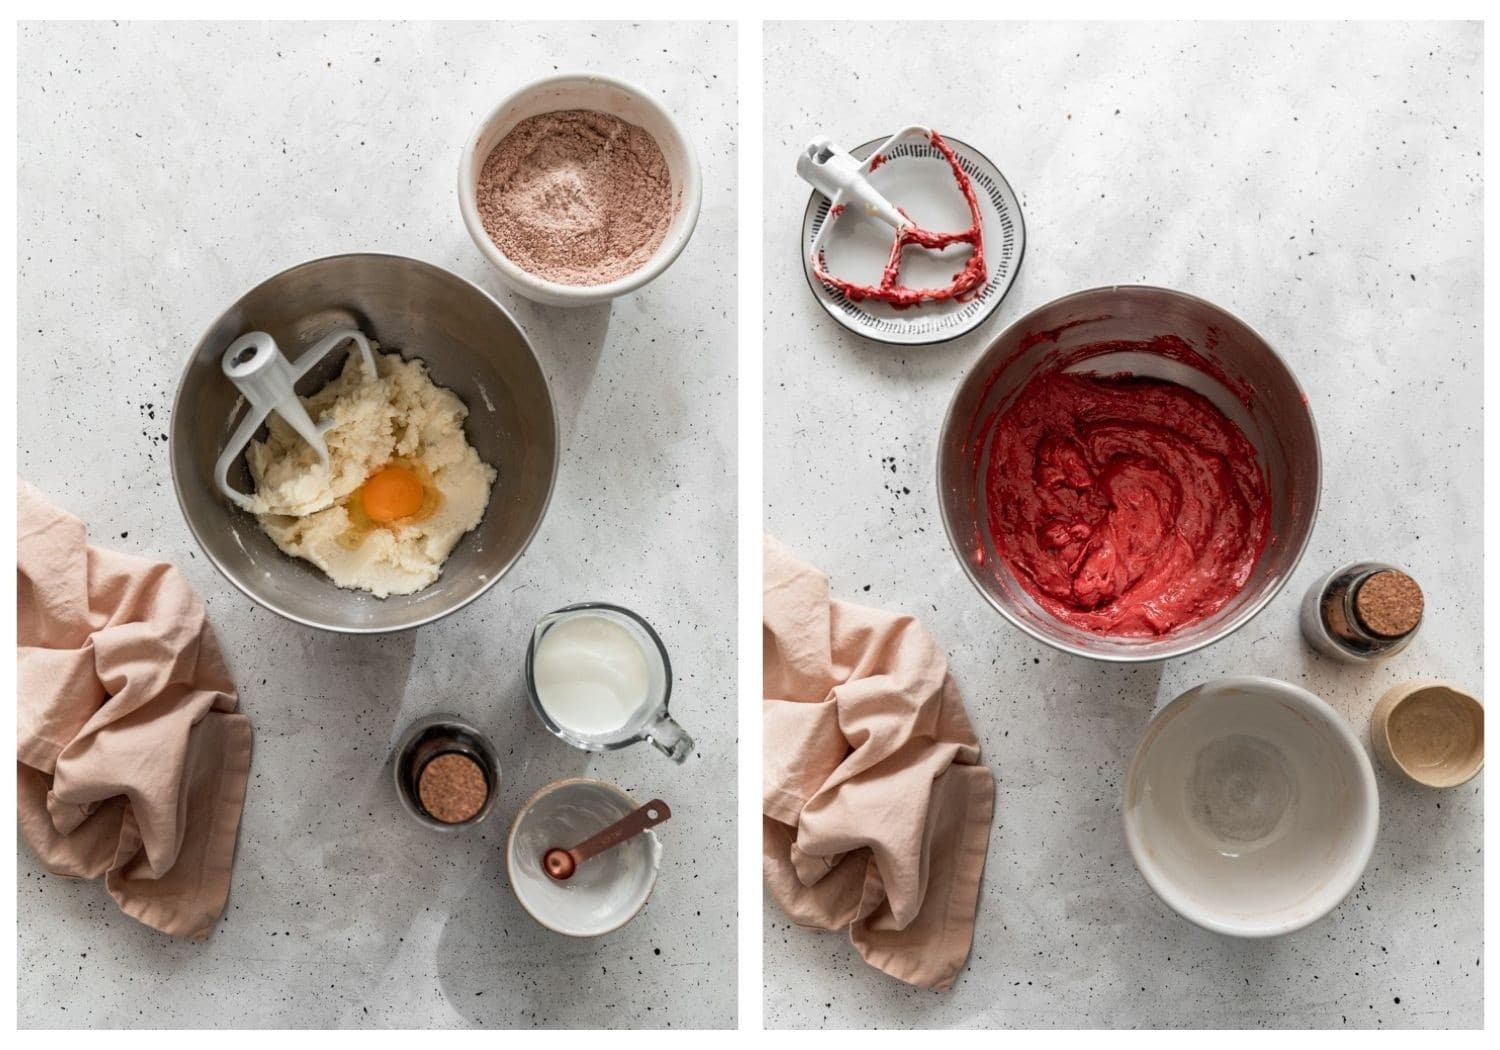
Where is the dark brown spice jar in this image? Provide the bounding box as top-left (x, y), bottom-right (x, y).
top-left (392, 716), bottom-right (501, 830)
top-left (1301, 562), bottom-right (1424, 663)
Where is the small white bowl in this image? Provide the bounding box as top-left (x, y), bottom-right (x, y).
top-left (506, 778), bottom-right (662, 937)
top-left (1122, 676), bottom-right (1378, 938)
top-left (458, 72), bottom-right (702, 307)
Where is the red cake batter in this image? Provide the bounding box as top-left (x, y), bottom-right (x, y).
top-left (984, 359), bottom-right (1270, 637)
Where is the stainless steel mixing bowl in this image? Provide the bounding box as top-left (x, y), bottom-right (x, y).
top-left (170, 253), bottom-right (558, 633)
top-left (937, 286), bottom-right (1320, 662)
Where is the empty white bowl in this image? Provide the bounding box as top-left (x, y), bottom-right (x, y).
top-left (506, 778), bottom-right (661, 937)
top-left (1122, 676), bottom-right (1378, 937)
top-left (457, 72), bottom-right (702, 307)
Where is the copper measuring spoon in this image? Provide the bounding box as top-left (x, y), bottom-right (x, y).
top-left (543, 798), bottom-right (672, 881)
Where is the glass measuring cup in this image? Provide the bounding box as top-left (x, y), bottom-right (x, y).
top-left (525, 602), bottom-right (694, 763)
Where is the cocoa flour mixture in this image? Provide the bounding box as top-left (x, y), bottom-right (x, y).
top-left (477, 109), bottom-right (674, 286)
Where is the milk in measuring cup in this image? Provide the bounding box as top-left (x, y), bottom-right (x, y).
top-left (532, 613), bottom-right (650, 736)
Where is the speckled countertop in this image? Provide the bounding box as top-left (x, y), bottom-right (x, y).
top-left (762, 21), bottom-right (1482, 1029)
top-left (17, 21), bottom-right (736, 1029)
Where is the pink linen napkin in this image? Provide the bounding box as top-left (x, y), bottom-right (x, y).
top-left (17, 480), bottom-right (253, 940)
top-left (763, 534), bottom-right (995, 991)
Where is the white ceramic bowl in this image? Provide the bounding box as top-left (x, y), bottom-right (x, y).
top-left (458, 72), bottom-right (702, 307)
top-left (1122, 677), bottom-right (1378, 937)
top-left (506, 778), bottom-right (662, 937)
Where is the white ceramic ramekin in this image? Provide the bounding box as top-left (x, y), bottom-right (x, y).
top-left (506, 778), bottom-right (662, 937)
top-left (457, 72), bottom-right (702, 307)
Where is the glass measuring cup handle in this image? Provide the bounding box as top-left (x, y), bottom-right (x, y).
top-left (645, 712), bottom-right (694, 763)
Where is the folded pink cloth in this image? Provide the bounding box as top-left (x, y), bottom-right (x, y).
top-left (763, 535), bottom-right (995, 991)
top-left (17, 480), bottom-right (253, 940)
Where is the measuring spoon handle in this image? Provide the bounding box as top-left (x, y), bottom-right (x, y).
top-left (570, 799), bottom-right (672, 864)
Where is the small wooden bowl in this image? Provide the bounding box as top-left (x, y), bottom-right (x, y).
top-left (1371, 681), bottom-right (1484, 789)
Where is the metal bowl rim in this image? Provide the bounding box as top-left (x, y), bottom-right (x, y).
top-left (936, 283), bottom-right (1323, 663)
top-left (168, 251), bottom-right (560, 635)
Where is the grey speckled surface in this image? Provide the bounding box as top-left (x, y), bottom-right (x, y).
top-left (18, 21), bottom-right (736, 1029)
top-left (763, 21), bottom-right (1481, 1029)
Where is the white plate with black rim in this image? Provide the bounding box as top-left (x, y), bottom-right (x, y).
top-left (799, 134), bottom-right (1025, 346)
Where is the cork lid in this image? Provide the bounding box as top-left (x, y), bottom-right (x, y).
top-left (417, 752), bottom-right (490, 824)
top-left (1354, 570), bottom-right (1424, 638)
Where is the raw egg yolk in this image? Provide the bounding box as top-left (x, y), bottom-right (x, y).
top-left (359, 465), bottom-right (425, 523)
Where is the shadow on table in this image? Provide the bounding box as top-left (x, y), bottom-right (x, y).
top-left (498, 297), bottom-right (613, 439)
top-left (825, 261), bottom-right (1033, 381)
top-left (429, 706), bottom-right (608, 1029)
top-left (292, 626), bottom-right (422, 715)
top-left (963, 654), bottom-right (1170, 1024)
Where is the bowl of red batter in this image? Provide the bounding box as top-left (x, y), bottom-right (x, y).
top-left (938, 286), bottom-right (1319, 662)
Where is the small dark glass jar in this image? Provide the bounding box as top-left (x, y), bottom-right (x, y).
top-left (392, 714), bottom-right (501, 831)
